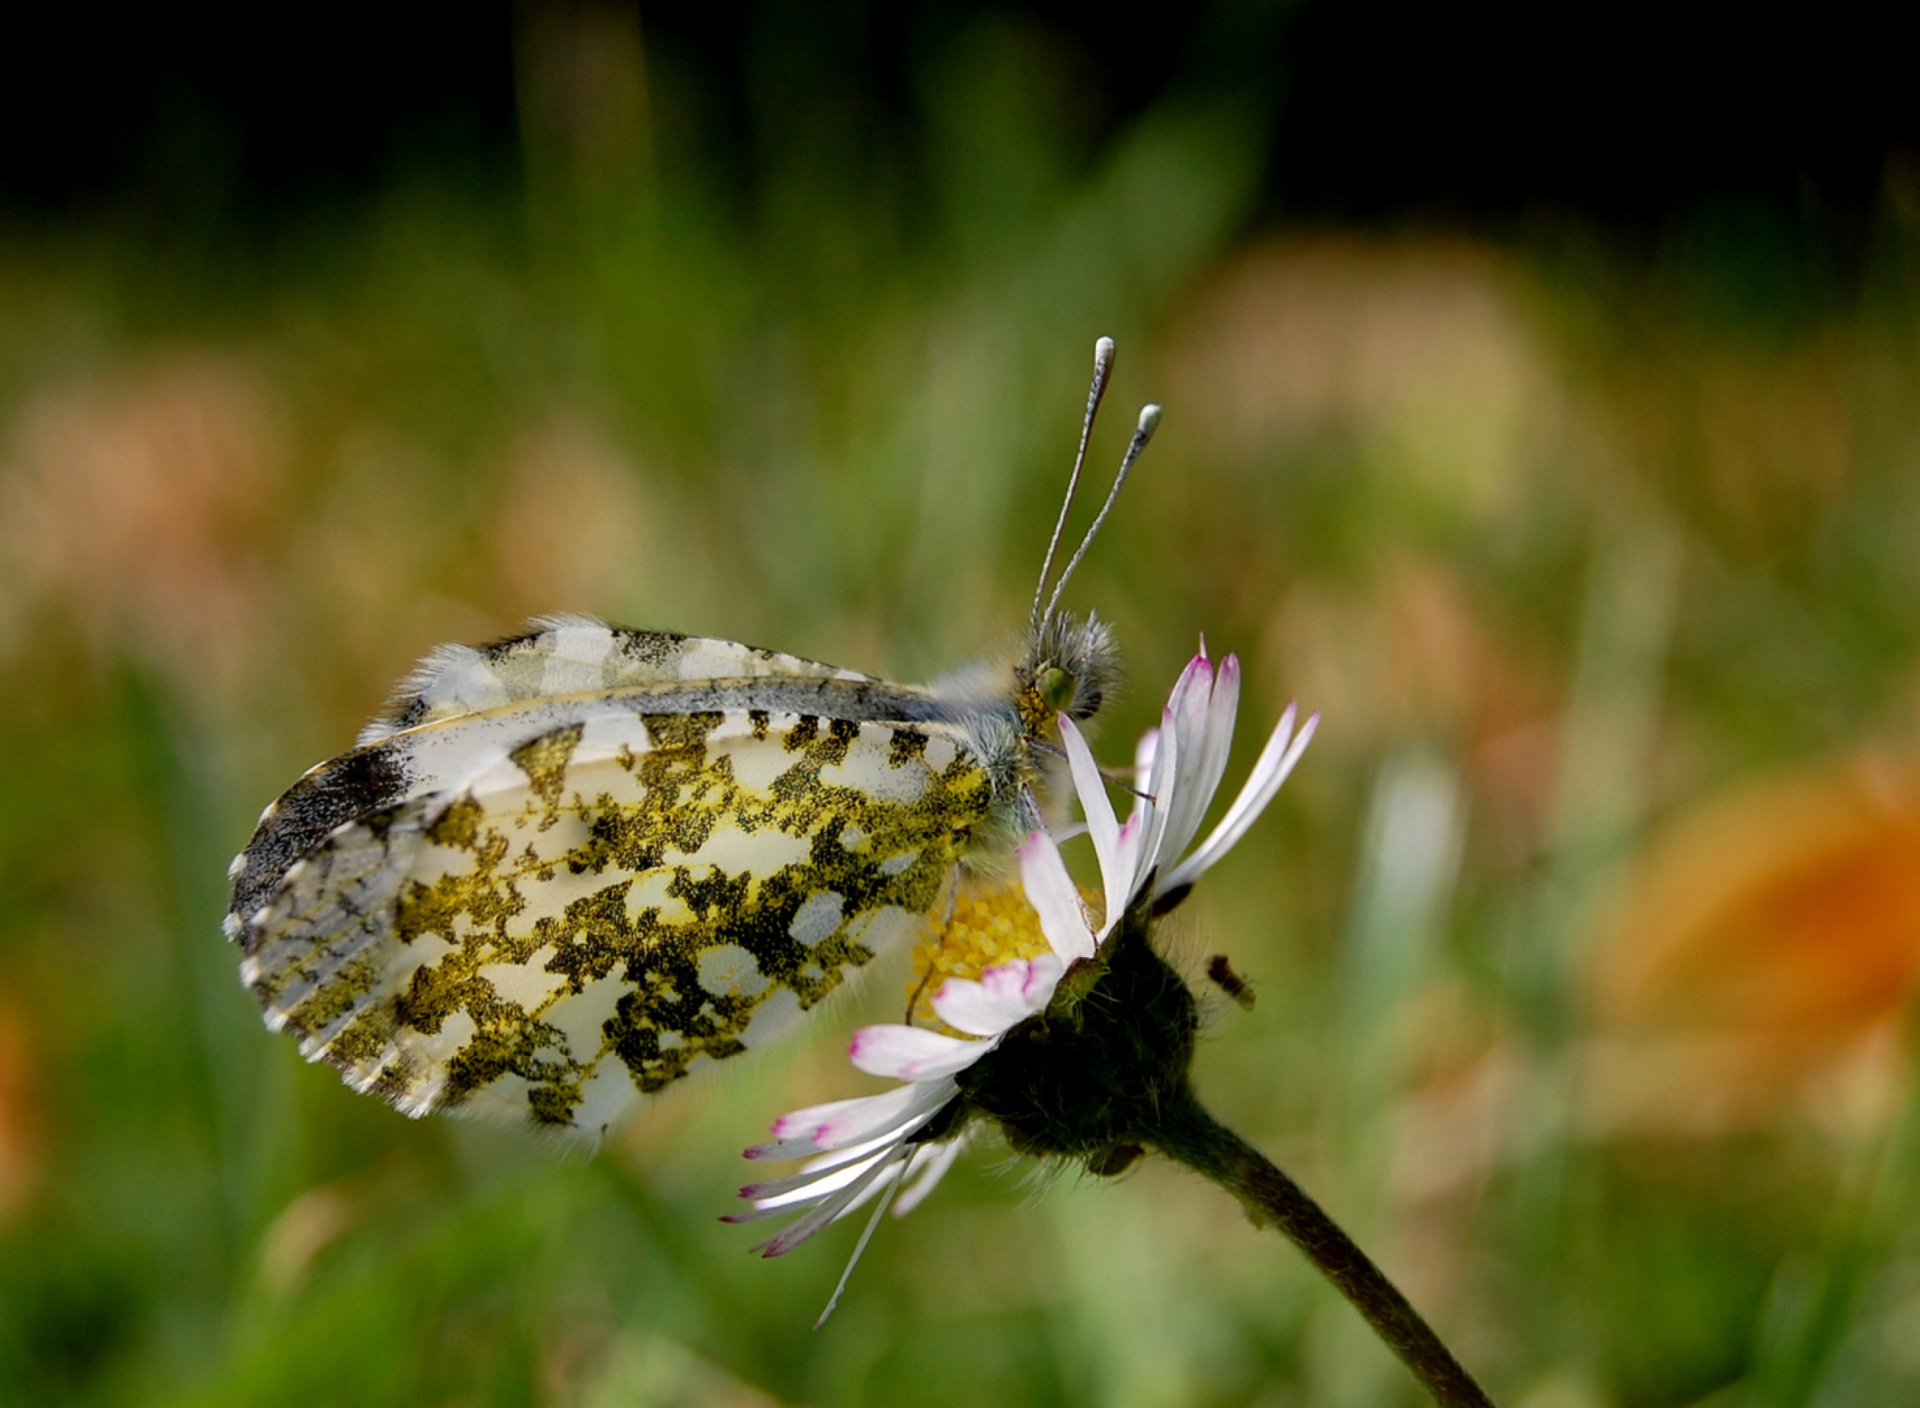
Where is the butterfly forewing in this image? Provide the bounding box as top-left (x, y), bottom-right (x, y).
top-left (357, 614), bottom-right (876, 745)
top-left (227, 621), bottom-right (946, 937)
top-left (238, 703), bottom-right (992, 1132)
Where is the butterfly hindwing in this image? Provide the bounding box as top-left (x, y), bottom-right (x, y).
top-left (238, 706), bottom-right (992, 1132)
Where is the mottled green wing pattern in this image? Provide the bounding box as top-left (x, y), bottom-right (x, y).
top-left (238, 708), bottom-right (992, 1133)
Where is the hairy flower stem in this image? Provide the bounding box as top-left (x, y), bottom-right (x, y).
top-left (1153, 1095), bottom-right (1496, 1408)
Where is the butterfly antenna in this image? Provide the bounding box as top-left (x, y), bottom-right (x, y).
top-left (1031, 336), bottom-right (1116, 630)
top-left (1042, 401), bottom-right (1161, 624)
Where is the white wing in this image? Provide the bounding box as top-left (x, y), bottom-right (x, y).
top-left (235, 708), bottom-right (991, 1133)
top-left (357, 615), bottom-right (878, 745)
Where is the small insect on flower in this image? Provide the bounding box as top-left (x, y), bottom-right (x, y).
top-left (737, 647), bottom-right (1317, 1322)
top-left (226, 340), bottom-right (1160, 1136)
top-left (1206, 955), bottom-right (1256, 1010)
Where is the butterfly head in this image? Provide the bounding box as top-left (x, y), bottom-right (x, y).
top-left (1015, 610), bottom-right (1119, 732)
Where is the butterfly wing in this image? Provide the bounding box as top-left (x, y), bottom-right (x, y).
top-left (227, 620), bottom-right (940, 940)
top-left (235, 706), bottom-right (992, 1133)
top-left (357, 615), bottom-right (877, 745)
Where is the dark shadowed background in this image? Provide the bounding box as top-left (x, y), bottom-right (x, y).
top-left (4, 4), bottom-right (1920, 1406)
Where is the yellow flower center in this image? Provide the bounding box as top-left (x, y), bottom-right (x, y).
top-left (905, 873), bottom-right (1098, 1030)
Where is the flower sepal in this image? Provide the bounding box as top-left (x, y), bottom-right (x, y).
top-left (951, 896), bottom-right (1200, 1173)
top-left (1027, 950), bottom-right (1106, 1030)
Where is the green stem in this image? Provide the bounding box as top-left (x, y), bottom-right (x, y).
top-left (1153, 1092), bottom-right (1497, 1408)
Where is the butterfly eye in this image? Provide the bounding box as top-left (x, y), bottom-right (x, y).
top-left (1037, 666), bottom-right (1078, 713)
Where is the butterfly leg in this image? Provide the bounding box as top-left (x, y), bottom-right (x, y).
top-left (903, 863), bottom-right (963, 1023)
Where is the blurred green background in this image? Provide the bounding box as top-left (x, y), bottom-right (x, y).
top-left (5, 4), bottom-right (1920, 1405)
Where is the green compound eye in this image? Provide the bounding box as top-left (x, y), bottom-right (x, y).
top-left (1036, 666), bottom-right (1077, 713)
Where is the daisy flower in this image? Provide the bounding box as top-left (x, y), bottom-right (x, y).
top-left (731, 646), bottom-right (1317, 1322)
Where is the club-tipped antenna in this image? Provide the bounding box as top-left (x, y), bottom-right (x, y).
top-left (1041, 402), bottom-right (1161, 624)
top-left (1030, 336), bottom-right (1116, 630)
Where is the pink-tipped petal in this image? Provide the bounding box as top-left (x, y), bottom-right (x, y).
top-left (849, 1024), bottom-right (986, 1081)
top-left (1009, 953), bottom-right (1065, 1004)
top-left (726, 1148), bottom-right (888, 1221)
top-left (1170, 654), bottom-right (1215, 749)
top-left (765, 1086), bottom-right (913, 1141)
top-left (1171, 651), bottom-right (1214, 709)
top-left (758, 1146), bottom-right (908, 1257)
top-left (750, 1080), bottom-right (947, 1159)
top-left (738, 1132), bottom-right (902, 1203)
top-left (931, 957), bottom-right (1061, 1035)
top-left (1016, 830), bottom-right (1097, 963)
top-left (1163, 656), bottom-right (1219, 846)
top-left (927, 978), bottom-right (1022, 1038)
top-left (1163, 663), bottom-right (1210, 840)
top-left (1163, 707), bottom-right (1316, 893)
top-left (1160, 652), bottom-right (1241, 870)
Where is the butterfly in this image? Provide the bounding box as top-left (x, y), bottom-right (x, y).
top-left (224, 338), bottom-right (1162, 1136)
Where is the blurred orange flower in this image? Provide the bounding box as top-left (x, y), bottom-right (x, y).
top-left (1586, 754), bottom-right (1920, 1137)
top-left (0, 353), bottom-right (287, 700)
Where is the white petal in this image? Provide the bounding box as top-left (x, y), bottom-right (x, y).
top-left (1169, 649), bottom-right (1212, 713)
top-left (760, 1088), bottom-right (911, 1149)
top-left (1096, 813), bottom-right (1144, 940)
top-left (1167, 653), bottom-right (1214, 788)
top-left (1130, 729), bottom-right (1159, 825)
top-left (759, 1145), bottom-right (909, 1256)
top-left (931, 957), bottom-right (1061, 1036)
top-left (893, 1132), bottom-right (970, 1216)
top-left (747, 1146), bottom-right (883, 1200)
top-left (813, 1156), bottom-right (912, 1326)
top-left (750, 1079), bottom-right (950, 1159)
top-left (1134, 704), bottom-right (1178, 885)
top-left (1013, 952), bottom-right (1065, 1007)
top-left (828, 1144), bottom-right (915, 1222)
top-left (849, 1024), bottom-right (989, 1081)
top-left (739, 1128), bottom-right (909, 1205)
top-left (731, 1147), bottom-right (891, 1217)
top-left (1160, 653), bottom-right (1241, 869)
top-left (797, 1131), bottom-right (897, 1175)
top-left (928, 977), bottom-right (1021, 1038)
top-left (1059, 715), bottom-right (1121, 916)
top-left (1162, 708), bottom-right (1316, 893)
top-left (1016, 830), bottom-right (1097, 964)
